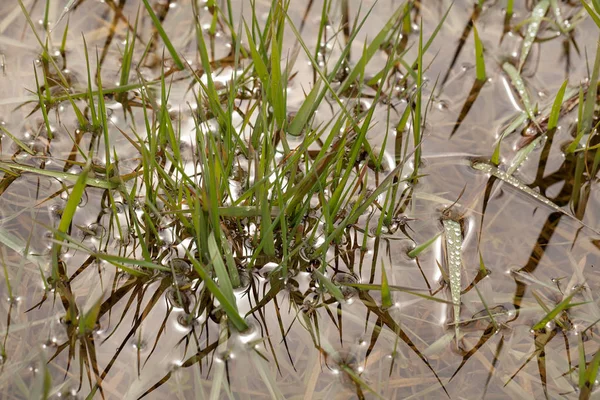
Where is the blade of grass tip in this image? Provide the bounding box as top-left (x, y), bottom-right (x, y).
top-left (532, 287), bottom-right (582, 330)
top-left (502, 62), bottom-right (538, 128)
top-left (60, 16), bottom-right (70, 54)
top-left (243, 21), bottom-right (269, 86)
top-left (567, 36), bottom-right (600, 154)
top-left (408, 232), bottom-right (442, 258)
top-left (443, 219), bottom-right (463, 343)
top-left (140, 0), bottom-right (184, 69)
top-left (380, 260), bottom-right (393, 309)
top-left (580, 0), bottom-right (600, 29)
top-left (288, 79), bottom-right (322, 136)
top-left (473, 24), bottom-right (486, 82)
top-left (548, 79), bottom-right (569, 131)
top-left (518, 0), bottom-right (549, 71)
top-left (491, 112), bottom-right (528, 165)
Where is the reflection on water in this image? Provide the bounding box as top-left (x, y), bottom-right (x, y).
top-left (0, 0), bottom-right (599, 399)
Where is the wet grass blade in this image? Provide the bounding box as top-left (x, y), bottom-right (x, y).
top-left (443, 219), bottom-right (463, 342)
top-left (474, 162), bottom-right (563, 214)
top-left (519, 0), bottom-right (549, 71)
top-left (503, 62), bottom-right (538, 127)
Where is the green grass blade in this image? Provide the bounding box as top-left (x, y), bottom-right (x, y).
top-left (208, 232), bottom-right (237, 309)
top-left (141, 0), bottom-right (184, 69)
top-left (548, 79), bottom-right (568, 131)
top-left (567, 36), bottom-right (600, 153)
top-left (408, 232), bottom-right (441, 258)
top-left (473, 24), bottom-right (486, 81)
top-left (581, 0), bottom-right (600, 28)
top-left (532, 288), bottom-right (581, 330)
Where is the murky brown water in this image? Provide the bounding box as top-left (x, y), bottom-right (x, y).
top-left (1, 0), bottom-right (599, 399)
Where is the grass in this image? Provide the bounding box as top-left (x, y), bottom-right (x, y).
top-left (0, 0), bottom-right (599, 399)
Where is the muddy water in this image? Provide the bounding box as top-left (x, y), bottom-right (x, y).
top-left (0, 0), bottom-right (599, 399)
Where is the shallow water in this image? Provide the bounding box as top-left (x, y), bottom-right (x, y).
top-left (1, 0), bottom-right (600, 399)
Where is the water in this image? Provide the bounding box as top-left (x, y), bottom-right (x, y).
top-left (1, 0), bottom-right (600, 399)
